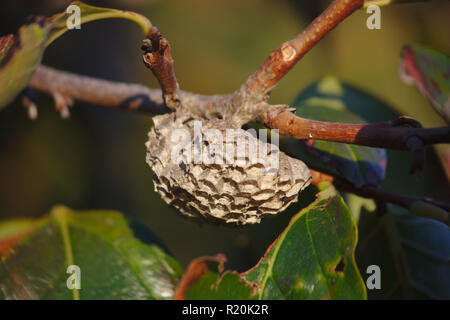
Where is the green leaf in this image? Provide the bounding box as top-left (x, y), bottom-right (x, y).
top-left (46, 1), bottom-right (152, 46)
top-left (0, 218), bottom-right (36, 241)
top-left (356, 204), bottom-right (450, 299)
top-left (347, 114), bottom-right (450, 299)
top-left (343, 192), bottom-right (376, 224)
top-left (185, 272), bottom-right (256, 300)
top-left (399, 45), bottom-right (450, 123)
top-left (398, 45), bottom-right (450, 183)
top-left (0, 206), bottom-right (182, 300)
top-left (0, 24), bottom-right (48, 109)
top-left (0, 1), bottom-right (152, 110)
top-left (185, 188), bottom-right (366, 300)
top-left (408, 201), bottom-right (449, 226)
top-left (283, 76), bottom-right (388, 188)
top-left (341, 76), bottom-right (450, 299)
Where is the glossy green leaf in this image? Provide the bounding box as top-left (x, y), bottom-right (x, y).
top-left (185, 188), bottom-right (366, 300)
top-left (341, 77), bottom-right (450, 299)
top-left (0, 1), bottom-right (152, 110)
top-left (185, 272), bottom-right (256, 300)
top-left (398, 45), bottom-right (450, 182)
top-left (0, 218), bottom-right (36, 241)
top-left (283, 76), bottom-right (388, 188)
top-left (356, 204), bottom-right (450, 299)
top-left (46, 1), bottom-right (152, 46)
top-left (0, 24), bottom-right (48, 108)
top-left (400, 45), bottom-right (450, 123)
top-left (347, 115), bottom-right (450, 299)
top-left (0, 206), bottom-right (182, 300)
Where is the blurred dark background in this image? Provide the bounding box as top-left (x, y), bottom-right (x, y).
top-left (0, 0), bottom-right (449, 271)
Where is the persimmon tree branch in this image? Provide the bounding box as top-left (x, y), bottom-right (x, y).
top-left (24, 0), bottom-right (450, 219)
top-left (141, 27), bottom-right (180, 110)
top-left (257, 105), bottom-right (450, 149)
top-left (29, 64), bottom-right (223, 117)
top-left (311, 170), bottom-right (450, 212)
top-left (339, 182), bottom-right (450, 213)
top-left (27, 0), bottom-right (449, 173)
top-left (29, 65), bottom-right (167, 114)
top-left (29, 64), bottom-right (450, 183)
top-left (241, 0), bottom-right (364, 101)
top-left (310, 170), bottom-right (449, 225)
top-left (256, 105), bottom-right (450, 173)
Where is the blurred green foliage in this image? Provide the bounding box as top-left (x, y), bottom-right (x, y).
top-left (0, 206), bottom-right (182, 299)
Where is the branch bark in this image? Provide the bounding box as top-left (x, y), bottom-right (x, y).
top-left (257, 105), bottom-right (450, 173)
top-left (241, 0), bottom-right (364, 100)
top-left (30, 65), bottom-right (168, 114)
top-left (29, 65), bottom-right (231, 119)
top-left (22, 0), bottom-right (450, 221)
top-left (337, 182), bottom-right (450, 213)
top-left (28, 66), bottom-right (450, 161)
top-left (142, 27), bottom-right (180, 110)
top-left (310, 170), bottom-right (450, 225)
top-left (259, 106), bottom-right (450, 149)
top-left (26, 0), bottom-right (449, 174)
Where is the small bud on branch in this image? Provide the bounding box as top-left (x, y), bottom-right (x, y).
top-left (142, 27), bottom-right (180, 110)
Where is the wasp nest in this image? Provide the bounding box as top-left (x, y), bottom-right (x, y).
top-left (146, 113), bottom-right (311, 225)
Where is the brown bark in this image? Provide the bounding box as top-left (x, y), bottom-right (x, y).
top-left (30, 65), bottom-right (168, 114)
top-left (260, 107), bottom-right (450, 150)
top-left (142, 27), bottom-right (180, 110)
top-left (23, 0), bottom-right (449, 217)
top-left (242, 0), bottom-right (364, 100)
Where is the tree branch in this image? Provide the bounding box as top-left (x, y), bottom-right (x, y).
top-left (142, 27), bottom-right (180, 110)
top-left (259, 106), bottom-right (450, 149)
top-left (28, 65), bottom-right (233, 119)
top-left (334, 177), bottom-right (450, 213)
top-left (29, 65), bottom-right (168, 114)
top-left (241, 0), bottom-right (364, 100)
top-left (258, 105), bottom-right (450, 172)
top-left (20, 1), bottom-right (449, 226)
top-left (27, 0), bottom-right (449, 175)
top-left (310, 170), bottom-right (450, 225)
top-left (28, 66), bottom-right (450, 161)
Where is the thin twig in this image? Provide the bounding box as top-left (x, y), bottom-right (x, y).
top-left (241, 0), bottom-right (364, 100)
top-left (336, 179), bottom-right (450, 212)
top-left (27, 0), bottom-right (449, 176)
top-left (29, 66), bottom-right (450, 159)
top-left (29, 64), bottom-right (236, 121)
top-left (29, 65), bottom-right (168, 114)
top-left (20, 0), bottom-right (450, 227)
top-left (142, 27), bottom-right (180, 110)
top-left (310, 170), bottom-right (450, 223)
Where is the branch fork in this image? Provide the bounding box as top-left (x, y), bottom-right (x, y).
top-left (24, 0), bottom-right (450, 218)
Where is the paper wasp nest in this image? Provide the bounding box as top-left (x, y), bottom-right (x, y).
top-left (146, 113), bottom-right (311, 225)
